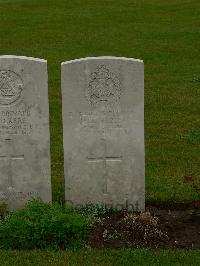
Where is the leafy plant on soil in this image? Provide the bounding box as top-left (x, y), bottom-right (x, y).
top-left (0, 199), bottom-right (92, 250)
top-left (98, 211), bottom-right (169, 248)
top-left (121, 212), bottom-right (168, 247)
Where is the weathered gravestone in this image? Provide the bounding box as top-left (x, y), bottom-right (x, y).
top-left (62, 57), bottom-right (144, 211)
top-left (0, 56), bottom-right (51, 210)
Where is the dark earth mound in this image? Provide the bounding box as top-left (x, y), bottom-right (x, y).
top-left (88, 205), bottom-right (200, 249)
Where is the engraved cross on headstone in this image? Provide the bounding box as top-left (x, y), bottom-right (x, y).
top-left (87, 139), bottom-right (122, 194)
top-left (0, 139), bottom-right (24, 188)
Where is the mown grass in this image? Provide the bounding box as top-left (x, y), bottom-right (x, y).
top-left (0, 0), bottom-right (199, 203)
top-left (0, 249), bottom-right (200, 265)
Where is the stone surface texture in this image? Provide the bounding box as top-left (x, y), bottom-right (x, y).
top-left (0, 56), bottom-right (51, 210)
top-left (62, 57), bottom-right (144, 211)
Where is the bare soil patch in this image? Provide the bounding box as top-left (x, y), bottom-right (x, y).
top-left (88, 205), bottom-right (200, 249)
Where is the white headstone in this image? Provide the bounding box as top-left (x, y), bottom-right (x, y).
top-left (62, 57), bottom-right (144, 211)
top-left (0, 56), bottom-right (51, 210)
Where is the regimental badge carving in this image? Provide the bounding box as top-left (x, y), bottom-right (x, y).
top-left (0, 70), bottom-right (23, 106)
top-left (86, 65), bottom-right (122, 106)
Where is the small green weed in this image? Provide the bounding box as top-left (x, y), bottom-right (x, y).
top-left (77, 203), bottom-right (114, 219)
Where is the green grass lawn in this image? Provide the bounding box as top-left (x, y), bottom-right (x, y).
top-left (0, 249), bottom-right (200, 266)
top-left (0, 0), bottom-right (199, 203)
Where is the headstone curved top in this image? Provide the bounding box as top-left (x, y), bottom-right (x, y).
top-left (62, 56), bottom-right (144, 211)
top-left (0, 55), bottom-right (51, 210)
